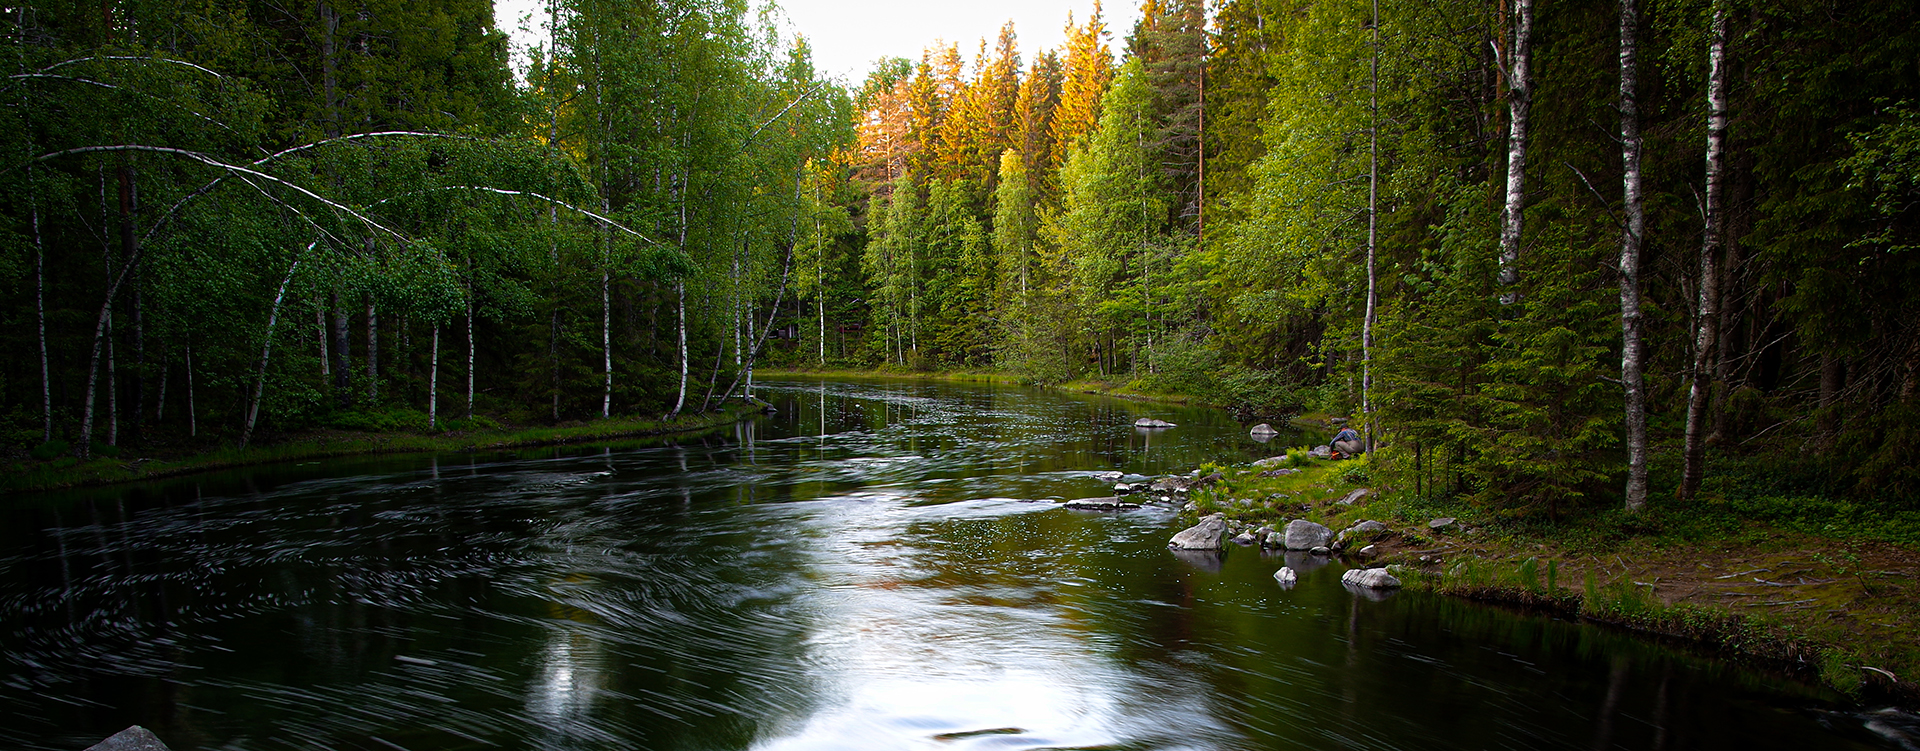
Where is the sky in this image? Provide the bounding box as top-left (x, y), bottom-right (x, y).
top-left (493, 0), bottom-right (1141, 84)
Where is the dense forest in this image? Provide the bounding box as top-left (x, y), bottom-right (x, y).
top-left (4, 0), bottom-right (1916, 513)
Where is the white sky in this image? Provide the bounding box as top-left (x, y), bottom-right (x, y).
top-left (493, 0), bottom-right (1140, 85)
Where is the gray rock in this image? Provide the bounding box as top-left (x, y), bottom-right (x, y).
top-left (1119, 473), bottom-right (1152, 484)
top-left (1357, 544), bottom-right (1378, 557)
top-left (1338, 520), bottom-right (1389, 544)
top-left (1258, 467), bottom-right (1300, 477)
top-left (1134, 417), bottom-right (1177, 428)
top-left (1335, 488), bottom-right (1374, 506)
top-left (1093, 471), bottom-right (1123, 483)
top-left (1251, 455), bottom-right (1289, 468)
top-left (1428, 517), bottom-right (1456, 530)
top-left (87, 727), bottom-right (172, 751)
top-left (1254, 525), bottom-right (1275, 538)
top-left (1341, 567), bottom-right (1403, 589)
top-left (1231, 532), bottom-right (1258, 546)
top-left (1150, 476), bottom-right (1190, 493)
top-left (1263, 531), bottom-right (1285, 548)
top-left (1273, 567), bottom-right (1298, 588)
top-left (1250, 423), bottom-right (1278, 436)
top-left (1169, 514), bottom-right (1230, 550)
top-left (1310, 545), bottom-right (1332, 556)
top-left (1282, 519), bottom-right (1334, 550)
top-left (1064, 496), bottom-right (1140, 511)
top-left (1309, 445), bottom-right (1334, 459)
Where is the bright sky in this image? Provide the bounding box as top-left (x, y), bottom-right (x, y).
top-left (494, 0), bottom-right (1140, 85)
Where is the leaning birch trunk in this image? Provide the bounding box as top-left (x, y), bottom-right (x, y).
top-left (186, 343), bottom-right (196, 437)
top-left (1497, 0), bottom-right (1534, 301)
top-left (429, 325), bottom-right (440, 430)
top-left (241, 250), bottom-right (308, 449)
top-left (317, 305), bottom-right (330, 375)
top-left (1681, 0), bottom-right (1729, 502)
top-left (601, 265), bottom-right (611, 419)
top-left (1618, 0), bottom-right (1651, 511)
top-left (714, 245), bottom-right (796, 407)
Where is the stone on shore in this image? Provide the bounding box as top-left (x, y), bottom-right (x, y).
top-left (1231, 531), bottom-right (1258, 546)
top-left (1309, 445), bottom-right (1334, 460)
top-left (1282, 519), bottom-right (1334, 550)
top-left (1338, 520), bottom-right (1388, 544)
top-left (1251, 455), bottom-right (1288, 468)
top-left (1341, 567), bottom-right (1402, 589)
top-left (1169, 514), bottom-right (1229, 550)
top-left (1335, 488), bottom-right (1373, 506)
top-left (1429, 517), bottom-right (1457, 530)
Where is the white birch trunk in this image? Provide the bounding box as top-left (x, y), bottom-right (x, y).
top-left (466, 292), bottom-right (476, 418)
top-left (1497, 0), bottom-right (1534, 301)
top-left (429, 325), bottom-right (440, 430)
top-left (672, 281), bottom-right (689, 417)
top-left (34, 188), bottom-right (49, 442)
top-left (242, 253), bottom-right (305, 448)
top-left (1619, 0), bottom-right (1651, 511)
top-left (1681, 0), bottom-right (1729, 502)
top-left (602, 265), bottom-right (611, 419)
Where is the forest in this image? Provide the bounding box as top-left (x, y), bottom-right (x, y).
top-left (3, 0), bottom-right (1917, 514)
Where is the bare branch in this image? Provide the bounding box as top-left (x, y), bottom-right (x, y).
top-left (368, 184), bottom-right (665, 246)
top-left (34, 144), bottom-right (404, 239)
top-left (255, 131), bottom-right (473, 166)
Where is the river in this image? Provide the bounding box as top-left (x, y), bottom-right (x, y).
top-left (0, 378), bottom-right (1894, 750)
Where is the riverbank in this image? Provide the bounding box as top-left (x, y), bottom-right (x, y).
top-left (1169, 453), bottom-right (1920, 705)
top-left (2, 404), bottom-right (756, 494)
top-left (760, 367), bottom-right (1216, 408)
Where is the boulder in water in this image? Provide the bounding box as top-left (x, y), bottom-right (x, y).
top-left (87, 727), bottom-right (171, 751)
top-left (1283, 519), bottom-right (1334, 550)
top-left (1231, 531), bottom-right (1258, 546)
top-left (1134, 417), bottom-right (1177, 428)
top-left (1274, 567), bottom-right (1298, 588)
top-left (1169, 514), bottom-right (1229, 550)
top-left (1064, 497), bottom-right (1140, 511)
top-left (1341, 567), bottom-right (1402, 589)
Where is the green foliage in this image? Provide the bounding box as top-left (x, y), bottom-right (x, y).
top-left (30, 439), bottom-right (68, 461)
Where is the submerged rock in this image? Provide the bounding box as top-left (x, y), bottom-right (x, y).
top-left (1169, 514), bottom-right (1230, 550)
top-left (1341, 567), bottom-right (1403, 590)
top-left (1282, 519), bottom-right (1334, 550)
top-left (1310, 545), bottom-right (1332, 556)
top-left (1064, 496), bottom-right (1140, 511)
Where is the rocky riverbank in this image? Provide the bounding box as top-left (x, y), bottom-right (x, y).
top-left (1056, 450), bottom-right (1920, 708)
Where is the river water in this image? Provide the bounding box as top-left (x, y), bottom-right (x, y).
top-left (0, 378), bottom-right (1895, 750)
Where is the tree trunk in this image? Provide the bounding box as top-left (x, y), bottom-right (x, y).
top-left (1497, 0), bottom-right (1533, 301)
top-left (466, 293), bottom-right (476, 418)
top-left (317, 304), bottom-right (330, 376)
top-left (106, 311), bottom-right (117, 447)
top-left (121, 166), bottom-right (143, 445)
top-left (155, 352), bottom-right (169, 425)
top-left (429, 325), bottom-right (440, 430)
top-left (365, 299), bottom-right (378, 403)
top-left (1362, 0), bottom-right (1379, 453)
top-left (242, 253), bottom-right (305, 448)
top-left (186, 343), bottom-right (196, 437)
top-left (331, 293), bottom-right (351, 407)
top-left (672, 281), bottom-right (689, 417)
top-left (34, 182), bottom-right (49, 442)
top-left (1619, 0), bottom-right (1651, 511)
top-left (1680, 0), bottom-right (1730, 503)
top-left (601, 266), bottom-right (612, 419)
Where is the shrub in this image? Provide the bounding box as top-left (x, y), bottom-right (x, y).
top-left (30, 439), bottom-right (69, 460)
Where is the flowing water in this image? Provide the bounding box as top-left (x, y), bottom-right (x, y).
top-left (0, 378), bottom-right (1897, 750)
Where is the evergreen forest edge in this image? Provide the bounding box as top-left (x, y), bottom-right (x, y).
top-left (3, 0), bottom-right (1918, 525)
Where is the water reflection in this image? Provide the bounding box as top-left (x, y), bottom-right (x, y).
top-left (0, 378), bottom-right (1896, 751)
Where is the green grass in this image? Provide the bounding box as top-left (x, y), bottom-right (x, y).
top-left (2, 405), bottom-right (754, 494)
